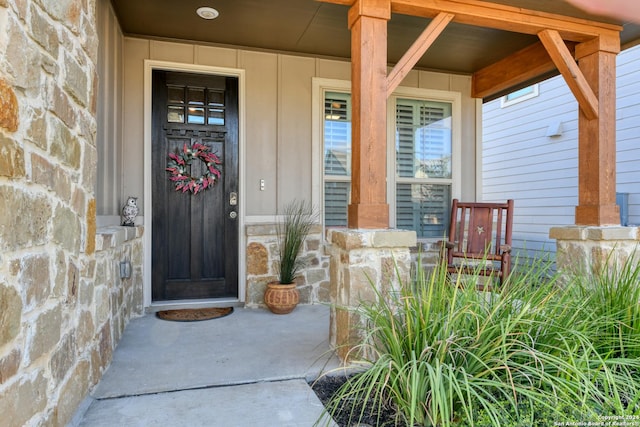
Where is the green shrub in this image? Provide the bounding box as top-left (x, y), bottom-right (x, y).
top-left (569, 252), bottom-right (640, 360)
top-left (463, 398), bottom-right (596, 427)
top-left (563, 252), bottom-right (640, 416)
top-left (320, 254), bottom-right (640, 427)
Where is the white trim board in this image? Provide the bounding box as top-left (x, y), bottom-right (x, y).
top-left (143, 60), bottom-right (247, 308)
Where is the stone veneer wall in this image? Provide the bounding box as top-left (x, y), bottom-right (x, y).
top-left (245, 223), bottom-right (330, 307)
top-left (326, 229), bottom-right (417, 361)
top-left (412, 240), bottom-right (443, 273)
top-left (0, 1), bottom-right (144, 426)
top-left (551, 226), bottom-right (640, 273)
top-left (93, 226), bottom-right (144, 349)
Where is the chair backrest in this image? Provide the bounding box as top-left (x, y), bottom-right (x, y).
top-left (447, 199), bottom-right (514, 263)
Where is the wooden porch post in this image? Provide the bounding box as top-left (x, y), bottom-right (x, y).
top-left (575, 37), bottom-right (620, 225)
top-left (347, 0), bottom-right (390, 229)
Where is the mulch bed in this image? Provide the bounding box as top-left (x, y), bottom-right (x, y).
top-left (310, 375), bottom-right (408, 427)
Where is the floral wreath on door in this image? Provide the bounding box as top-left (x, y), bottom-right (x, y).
top-left (166, 143), bottom-right (222, 194)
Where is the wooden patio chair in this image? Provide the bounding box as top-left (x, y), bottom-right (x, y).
top-left (443, 199), bottom-right (514, 291)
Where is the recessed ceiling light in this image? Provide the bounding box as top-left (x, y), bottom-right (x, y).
top-left (196, 7), bottom-right (219, 20)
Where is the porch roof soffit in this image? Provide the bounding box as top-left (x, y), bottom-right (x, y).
top-left (320, 0), bottom-right (623, 100)
top-left (110, 0), bottom-right (635, 100)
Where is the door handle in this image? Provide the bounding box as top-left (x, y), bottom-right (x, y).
top-left (229, 192), bottom-right (237, 206)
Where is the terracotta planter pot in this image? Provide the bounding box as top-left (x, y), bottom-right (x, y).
top-left (264, 282), bottom-right (299, 314)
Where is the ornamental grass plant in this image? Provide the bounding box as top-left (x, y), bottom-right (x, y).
top-left (570, 252), bottom-right (640, 361)
top-left (276, 200), bottom-right (317, 284)
top-left (319, 253), bottom-right (640, 427)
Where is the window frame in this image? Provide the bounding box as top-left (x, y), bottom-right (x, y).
top-left (388, 87), bottom-right (461, 235)
top-left (312, 78), bottom-right (462, 236)
top-left (500, 84), bottom-right (539, 108)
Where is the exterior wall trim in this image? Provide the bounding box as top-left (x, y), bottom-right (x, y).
top-left (142, 60), bottom-right (247, 307)
top-left (475, 98), bottom-right (484, 201)
top-left (311, 77), bottom-right (351, 230)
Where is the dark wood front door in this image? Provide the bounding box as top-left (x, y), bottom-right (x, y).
top-left (152, 70), bottom-right (239, 301)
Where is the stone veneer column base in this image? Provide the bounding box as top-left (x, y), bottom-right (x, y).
top-left (550, 226), bottom-right (640, 273)
top-left (326, 228), bottom-right (416, 361)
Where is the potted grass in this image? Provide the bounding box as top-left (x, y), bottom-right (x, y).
top-left (264, 200), bottom-right (317, 314)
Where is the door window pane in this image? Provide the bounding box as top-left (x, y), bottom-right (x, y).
top-left (167, 106), bottom-right (184, 123)
top-left (207, 89), bottom-right (225, 125)
top-left (187, 87), bottom-right (206, 124)
top-left (187, 107), bottom-right (205, 124)
top-left (168, 85), bottom-right (185, 104)
top-left (167, 84), bottom-right (226, 126)
top-left (396, 99), bottom-right (452, 179)
top-left (208, 108), bottom-right (225, 126)
top-left (167, 85), bottom-right (185, 123)
top-left (208, 89), bottom-right (224, 107)
top-left (396, 183), bottom-right (451, 238)
top-left (188, 88), bottom-right (205, 106)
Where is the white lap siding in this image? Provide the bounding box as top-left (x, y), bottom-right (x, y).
top-left (482, 44), bottom-right (640, 260)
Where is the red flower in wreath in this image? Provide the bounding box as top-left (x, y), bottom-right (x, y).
top-left (166, 143), bottom-right (222, 194)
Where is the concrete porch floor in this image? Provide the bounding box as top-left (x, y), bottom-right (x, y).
top-left (71, 304), bottom-right (341, 427)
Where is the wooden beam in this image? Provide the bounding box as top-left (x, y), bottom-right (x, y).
top-left (387, 12), bottom-right (454, 97)
top-left (575, 46), bottom-right (619, 225)
top-left (538, 29), bottom-right (598, 120)
top-left (320, 0), bottom-right (621, 42)
top-left (348, 0), bottom-right (390, 228)
top-left (319, 0), bottom-right (354, 5)
top-left (393, 0), bottom-right (621, 42)
top-left (575, 33), bottom-right (620, 57)
top-left (472, 40), bottom-right (576, 99)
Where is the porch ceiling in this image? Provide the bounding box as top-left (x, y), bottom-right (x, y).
top-left (110, 0), bottom-right (640, 87)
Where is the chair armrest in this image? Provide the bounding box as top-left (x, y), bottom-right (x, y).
top-left (437, 239), bottom-right (455, 249)
top-left (499, 244), bottom-right (512, 253)
top-left (438, 240), bottom-right (455, 249)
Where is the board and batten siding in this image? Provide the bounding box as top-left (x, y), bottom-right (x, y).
top-left (96, 0), bottom-right (125, 217)
top-left (482, 44), bottom-right (640, 259)
top-left (118, 37), bottom-right (480, 218)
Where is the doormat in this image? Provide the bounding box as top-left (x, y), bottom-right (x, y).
top-left (156, 307), bottom-right (234, 322)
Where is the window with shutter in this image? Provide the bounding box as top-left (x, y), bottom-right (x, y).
top-left (320, 85), bottom-right (458, 237)
top-left (323, 92), bottom-right (351, 226)
top-left (395, 98), bottom-right (452, 238)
